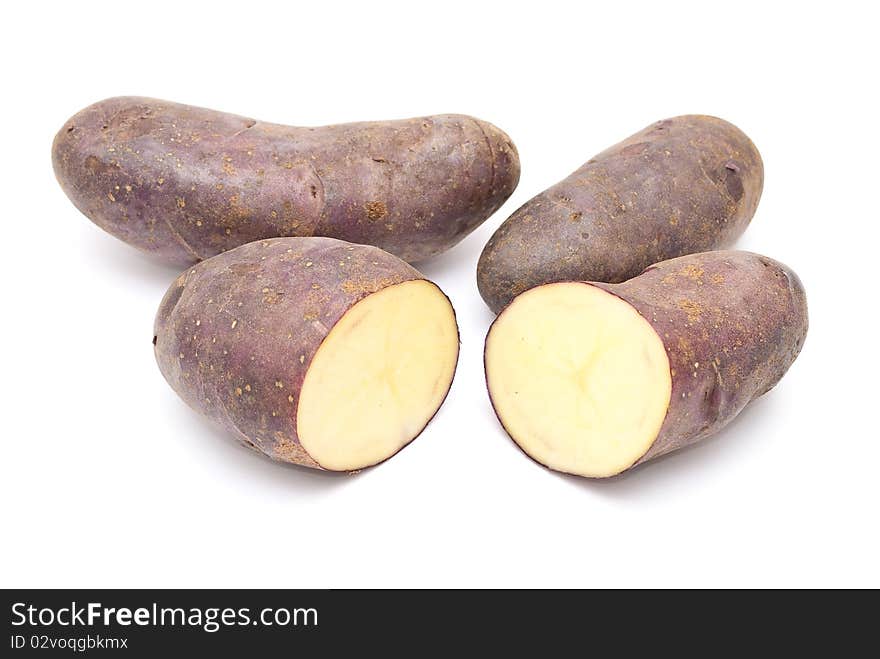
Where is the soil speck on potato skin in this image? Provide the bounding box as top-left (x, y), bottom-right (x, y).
top-left (364, 201), bottom-right (388, 220)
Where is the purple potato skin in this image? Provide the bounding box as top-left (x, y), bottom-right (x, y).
top-left (53, 97), bottom-right (520, 266)
top-left (154, 237), bottom-right (457, 469)
top-left (477, 115), bottom-right (763, 313)
top-left (487, 251), bottom-right (808, 476)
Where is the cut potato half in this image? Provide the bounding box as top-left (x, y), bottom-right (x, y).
top-left (298, 280), bottom-right (459, 471)
top-left (485, 282), bottom-right (671, 478)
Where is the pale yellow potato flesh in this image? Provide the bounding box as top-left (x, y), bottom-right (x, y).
top-left (485, 283), bottom-right (671, 478)
top-left (297, 280), bottom-right (459, 471)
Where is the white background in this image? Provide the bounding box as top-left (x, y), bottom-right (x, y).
top-left (2, 1), bottom-right (877, 588)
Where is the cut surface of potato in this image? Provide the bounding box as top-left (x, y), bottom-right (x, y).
top-left (485, 283), bottom-right (671, 478)
top-left (298, 280), bottom-right (459, 470)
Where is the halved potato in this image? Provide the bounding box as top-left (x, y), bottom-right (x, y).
top-left (154, 237), bottom-right (459, 471)
top-left (485, 251), bottom-right (808, 478)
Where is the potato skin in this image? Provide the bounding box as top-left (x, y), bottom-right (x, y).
top-left (53, 97), bottom-right (519, 265)
top-left (477, 115), bottom-right (763, 313)
top-left (594, 251), bottom-right (807, 469)
top-left (153, 237), bottom-right (450, 469)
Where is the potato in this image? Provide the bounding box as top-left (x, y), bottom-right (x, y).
top-left (154, 237), bottom-right (459, 471)
top-left (53, 97), bottom-right (519, 265)
top-left (477, 115), bottom-right (763, 313)
top-left (484, 251), bottom-right (807, 478)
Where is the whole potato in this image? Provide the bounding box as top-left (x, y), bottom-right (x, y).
top-left (484, 251), bottom-right (807, 478)
top-left (477, 115), bottom-right (763, 313)
top-left (155, 237), bottom-right (459, 471)
top-left (53, 97), bottom-right (519, 265)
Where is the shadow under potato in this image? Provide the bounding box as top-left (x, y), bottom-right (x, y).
top-left (162, 394), bottom-right (356, 493)
top-left (78, 226), bottom-right (185, 289)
